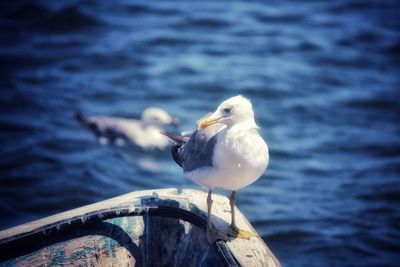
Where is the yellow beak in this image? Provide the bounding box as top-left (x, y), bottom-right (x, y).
top-left (198, 116), bottom-right (222, 129)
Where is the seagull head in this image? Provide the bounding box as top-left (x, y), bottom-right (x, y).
top-left (198, 95), bottom-right (258, 129)
top-left (142, 107), bottom-right (180, 128)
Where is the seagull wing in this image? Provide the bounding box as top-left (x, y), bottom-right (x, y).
top-left (75, 113), bottom-right (131, 140)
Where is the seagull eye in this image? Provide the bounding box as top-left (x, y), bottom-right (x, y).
top-left (223, 107), bottom-right (232, 114)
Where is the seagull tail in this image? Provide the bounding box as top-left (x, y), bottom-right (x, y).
top-left (75, 112), bottom-right (101, 136)
top-left (160, 131), bottom-right (188, 144)
top-left (75, 112), bottom-right (88, 125)
top-left (160, 131), bottom-right (185, 168)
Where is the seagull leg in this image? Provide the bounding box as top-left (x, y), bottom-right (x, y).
top-left (228, 190), bottom-right (257, 239)
top-left (206, 190), bottom-right (228, 243)
top-left (206, 190), bottom-right (213, 238)
top-left (229, 190), bottom-right (239, 232)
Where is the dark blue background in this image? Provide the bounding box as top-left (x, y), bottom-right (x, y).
top-left (1, 1), bottom-right (399, 266)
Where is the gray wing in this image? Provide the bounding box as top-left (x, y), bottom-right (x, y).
top-left (75, 113), bottom-right (131, 141)
top-left (180, 127), bottom-right (222, 173)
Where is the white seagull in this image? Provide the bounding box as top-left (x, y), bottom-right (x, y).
top-left (163, 95), bottom-right (269, 242)
top-left (76, 107), bottom-right (180, 150)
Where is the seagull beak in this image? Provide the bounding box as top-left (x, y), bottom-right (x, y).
top-left (198, 116), bottom-right (222, 129)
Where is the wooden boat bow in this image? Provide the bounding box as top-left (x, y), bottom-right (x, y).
top-left (0, 188), bottom-right (280, 267)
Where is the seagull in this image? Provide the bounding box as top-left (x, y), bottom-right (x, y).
top-left (76, 107), bottom-right (180, 150)
top-left (162, 95), bottom-right (269, 243)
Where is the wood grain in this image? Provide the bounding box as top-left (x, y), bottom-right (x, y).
top-left (0, 188), bottom-right (280, 267)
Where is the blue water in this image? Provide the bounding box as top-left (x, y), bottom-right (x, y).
top-left (1, 0), bottom-right (399, 266)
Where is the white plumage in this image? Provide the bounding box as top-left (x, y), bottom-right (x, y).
top-left (164, 95), bottom-right (269, 243)
top-left (76, 107), bottom-right (179, 150)
top-left (188, 125), bottom-right (268, 190)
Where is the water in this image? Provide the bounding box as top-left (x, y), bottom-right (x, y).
top-left (1, 0), bottom-right (399, 266)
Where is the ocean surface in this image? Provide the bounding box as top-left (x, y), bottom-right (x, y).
top-left (1, 0), bottom-right (399, 266)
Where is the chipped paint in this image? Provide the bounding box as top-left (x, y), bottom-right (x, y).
top-left (0, 189), bottom-right (280, 267)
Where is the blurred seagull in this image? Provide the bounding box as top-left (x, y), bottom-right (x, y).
top-left (76, 107), bottom-right (180, 150)
top-left (162, 95), bottom-right (269, 243)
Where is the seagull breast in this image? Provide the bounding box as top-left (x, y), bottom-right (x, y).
top-left (212, 126), bottom-right (269, 190)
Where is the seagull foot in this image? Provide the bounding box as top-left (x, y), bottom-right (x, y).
top-left (228, 225), bottom-right (257, 239)
top-left (207, 228), bottom-right (229, 243)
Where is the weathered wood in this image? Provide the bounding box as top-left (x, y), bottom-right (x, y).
top-left (0, 188), bottom-right (280, 267)
top-left (0, 188), bottom-right (177, 241)
top-left (182, 189), bottom-right (280, 267)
